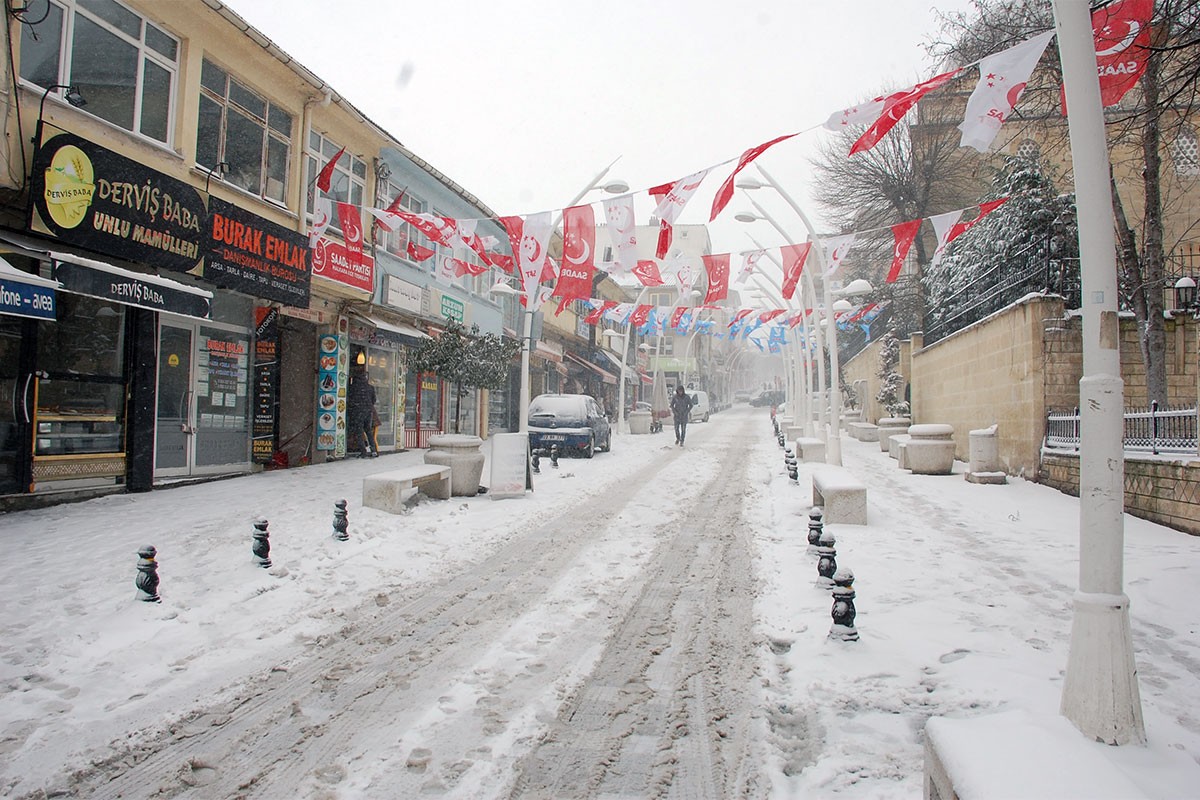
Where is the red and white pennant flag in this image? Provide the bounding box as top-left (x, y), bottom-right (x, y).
top-left (825, 70), bottom-right (961, 156)
top-left (959, 31), bottom-right (1055, 152)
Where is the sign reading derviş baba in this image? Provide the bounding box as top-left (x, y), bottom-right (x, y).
top-left (30, 132), bottom-right (206, 272)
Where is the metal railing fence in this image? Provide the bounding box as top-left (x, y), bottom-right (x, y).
top-left (1045, 402), bottom-right (1198, 456)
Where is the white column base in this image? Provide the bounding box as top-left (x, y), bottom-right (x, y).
top-left (1060, 591), bottom-right (1146, 746)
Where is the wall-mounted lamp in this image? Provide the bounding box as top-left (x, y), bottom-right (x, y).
top-left (204, 161), bottom-right (230, 193)
top-left (33, 84), bottom-right (86, 143)
top-left (376, 161), bottom-right (392, 181)
top-left (1174, 275), bottom-right (1198, 313)
top-left (355, 351), bottom-right (366, 365)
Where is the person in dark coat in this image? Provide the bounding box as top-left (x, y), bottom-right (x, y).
top-left (347, 366), bottom-right (378, 457)
top-left (669, 384), bottom-right (694, 446)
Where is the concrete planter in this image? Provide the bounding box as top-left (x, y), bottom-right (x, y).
top-left (877, 417), bottom-right (911, 452)
top-left (628, 410), bottom-right (652, 435)
top-left (424, 434), bottom-right (485, 496)
top-left (906, 423), bottom-right (956, 475)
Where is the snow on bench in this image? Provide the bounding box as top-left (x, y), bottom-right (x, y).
top-left (362, 464), bottom-right (452, 513)
top-left (811, 467), bottom-right (868, 525)
top-left (794, 437), bottom-right (826, 463)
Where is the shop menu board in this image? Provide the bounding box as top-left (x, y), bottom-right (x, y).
top-left (315, 317), bottom-right (351, 454)
top-left (489, 432), bottom-right (531, 499)
top-left (252, 307), bottom-right (279, 464)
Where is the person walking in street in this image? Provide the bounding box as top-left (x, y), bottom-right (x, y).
top-left (347, 365), bottom-right (379, 457)
top-left (669, 384), bottom-right (693, 446)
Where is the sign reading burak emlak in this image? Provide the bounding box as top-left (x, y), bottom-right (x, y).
top-left (205, 198), bottom-right (310, 306)
top-left (31, 132), bottom-right (207, 273)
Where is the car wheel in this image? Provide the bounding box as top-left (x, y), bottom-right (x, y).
top-left (583, 434), bottom-right (595, 459)
top-left (600, 431), bottom-right (611, 452)
top-left (703, 413), bottom-right (709, 422)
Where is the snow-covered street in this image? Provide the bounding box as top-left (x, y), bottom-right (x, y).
top-left (2, 405), bottom-right (1199, 798)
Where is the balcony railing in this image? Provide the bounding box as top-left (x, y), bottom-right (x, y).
top-left (1045, 402), bottom-right (1199, 456)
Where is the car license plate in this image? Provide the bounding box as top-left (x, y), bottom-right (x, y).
top-left (542, 434), bottom-right (566, 441)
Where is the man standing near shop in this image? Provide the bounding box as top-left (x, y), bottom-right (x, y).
top-left (670, 384), bottom-right (693, 447)
top-left (348, 365), bottom-right (379, 457)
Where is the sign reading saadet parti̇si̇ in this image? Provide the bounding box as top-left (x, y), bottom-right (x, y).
top-left (252, 306), bottom-right (280, 464)
top-left (205, 197), bottom-right (310, 307)
top-left (30, 132), bottom-right (205, 272)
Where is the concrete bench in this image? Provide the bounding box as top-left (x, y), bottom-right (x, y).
top-left (888, 433), bottom-right (910, 461)
top-left (847, 422), bottom-right (879, 442)
top-left (795, 437), bottom-right (826, 463)
top-left (811, 468), bottom-right (868, 525)
top-left (362, 464), bottom-right (452, 513)
top-left (877, 417), bottom-right (911, 452)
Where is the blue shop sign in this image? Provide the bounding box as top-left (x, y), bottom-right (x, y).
top-left (0, 276), bottom-right (55, 320)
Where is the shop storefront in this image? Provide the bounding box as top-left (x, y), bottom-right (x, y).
top-left (404, 370), bottom-right (444, 449)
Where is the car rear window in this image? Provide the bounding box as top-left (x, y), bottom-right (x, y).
top-left (529, 396), bottom-right (584, 416)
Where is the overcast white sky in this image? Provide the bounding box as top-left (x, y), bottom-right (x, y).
top-left (231, 0), bottom-right (975, 264)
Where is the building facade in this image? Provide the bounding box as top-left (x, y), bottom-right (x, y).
top-left (0, 0), bottom-right (508, 505)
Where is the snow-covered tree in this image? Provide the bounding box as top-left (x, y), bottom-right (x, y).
top-left (875, 332), bottom-right (909, 417)
top-left (408, 319), bottom-right (520, 433)
top-left (923, 156), bottom-right (1078, 337)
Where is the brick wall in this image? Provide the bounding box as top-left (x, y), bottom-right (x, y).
top-left (1039, 452), bottom-right (1200, 536)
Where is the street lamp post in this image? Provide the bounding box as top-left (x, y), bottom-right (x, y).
top-left (603, 285), bottom-right (651, 434)
top-left (488, 281), bottom-right (532, 432)
top-left (1052, 0), bottom-right (1145, 745)
top-left (751, 272), bottom-right (811, 435)
top-left (827, 278), bottom-right (874, 464)
top-left (735, 203), bottom-right (830, 449)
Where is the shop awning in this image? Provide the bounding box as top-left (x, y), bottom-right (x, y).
top-left (0, 230), bottom-right (211, 320)
top-left (564, 351), bottom-right (618, 385)
top-left (597, 348), bottom-right (638, 384)
top-left (0, 254), bottom-right (58, 320)
top-left (51, 254), bottom-right (213, 320)
top-left (352, 313), bottom-right (430, 347)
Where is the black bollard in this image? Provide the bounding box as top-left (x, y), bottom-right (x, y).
top-left (777, 432), bottom-right (785, 448)
top-left (816, 529), bottom-right (837, 588)
top-left (531, 448), bottom-right (542, 474)
top-left (550, 445), bottom-right (560, 469)
top-left (252, 518), bottom-right (272, 568)
top-left (807, 507), bottom-right (824, 549)
top-left (135, 545), bottom-right (161, 603)
top-left (332, 499), bottom-right (349, 541)
top-left (829, 567), bottom-right (859, 641)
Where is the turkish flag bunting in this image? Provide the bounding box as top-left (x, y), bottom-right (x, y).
top-left (629, 304), bottom-right (654, 328)
top-left (948, 198), bottom-right (1009, 243)
top-left (847, 302), bottom-right (878, 324)
top-left (553, 205), bottom-right (596, 300)
top-left (849, 69), bottom-right (961, 156)
top-left (649, 182), bottom-right (675, 259)
top-left (702, 254), bottom-right (730, 304)
top-left (958, 31), bottom-right (1055, 152)
top-left (585, 300), bottom-right (618, 325)
top-left (670, 306), bottom-right (689, 330)
top-left (488, 253), bottom-right (515, 274)
top-left (780, 242), bottom-right (812, 300)
top-left (336, 202), bottom-right (364, 267)
top-left (786, 311), bottom-right (808, 329)
top-left (316, 146), bottom-right (346, 193)
top-left (448, 256), bottom-right (487, 277)
top-left (406, 241), bottom-right (435, 262)
top-left (308, 196), bottom-right (332, 248)
top-left (736, 250), bottom-right (764, 285)
top-left (710, 134), bottom-right (797, 221)
top-left (1061, 0), bottom-right (1152, 113)
top-left (887, 219), bottom-right (923, 283)
top-left (728, 308), bottom-right (754, 327)
top-left (758, 309), bottom-right (786, 324)
top-left (632, 259), bottom-right (666, 287)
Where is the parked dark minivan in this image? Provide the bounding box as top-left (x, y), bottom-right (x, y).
top-left (528, 393), bottom-right (612, 458)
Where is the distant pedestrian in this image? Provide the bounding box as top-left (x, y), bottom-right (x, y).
top-left (669, 384), bottom-right (693, 446)
top-left (348, 366), bottom-right (378, 457)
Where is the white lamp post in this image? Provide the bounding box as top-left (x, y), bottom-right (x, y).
top-left (603, 286), bottom-right (651, 434)
top-left (1052, 0), bottom-right (1145, 745)
top-left (751, 272), bottom-right (811, 434)
top-left (828, 278), bottom-right (874, 461)
top-left (734, 205), bottom-right (830, 449)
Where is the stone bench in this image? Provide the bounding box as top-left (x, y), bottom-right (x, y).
top-left (795, 437), bottom-right (826, 463)
top-left (925, 710), bottom-right (1148, 800)
top-left (877, 417), bottom-right (911, 452)
top-left (847, 422), bottom-right (879, 442)
top-left (811, 468), bottom-right (868, 525)
top-left (888, 433), bottom-right (910, 461)
top-left (362, 464), bottom-right (452, 513)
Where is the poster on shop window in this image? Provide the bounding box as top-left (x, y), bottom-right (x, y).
top-left (315, 316), bottom-right (350, 454)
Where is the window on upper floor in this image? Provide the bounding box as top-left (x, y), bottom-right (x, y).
top-left (306, 132), bottom-right (366, 234)
top-left (197, 58), bottom-right (292, 203)
top-left (376, 181), bottom-right (427, 258)
top-left (19, 0), bottom-right (179, 145)
top-left (1173, 126), bottom-right (1200, 179)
